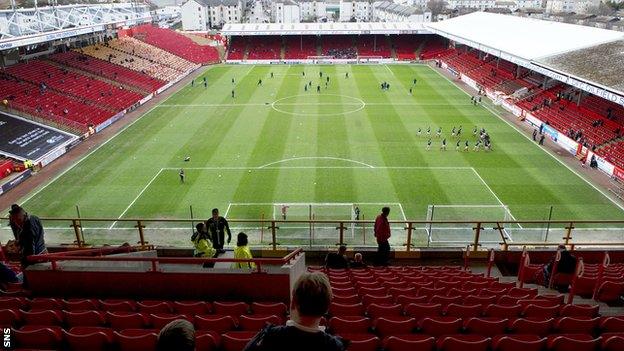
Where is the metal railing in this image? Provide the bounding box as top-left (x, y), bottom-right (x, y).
top-left (3, 217), bottom-right (624, 251)
top-left (27, 245), bottom-right (304, 274)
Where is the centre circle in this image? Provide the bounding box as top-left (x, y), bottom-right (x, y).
top-left (271, 94), bottom-right (366, 117)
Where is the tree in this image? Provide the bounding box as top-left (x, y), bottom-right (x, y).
top-left (427, 0), bottom-right (447, 17)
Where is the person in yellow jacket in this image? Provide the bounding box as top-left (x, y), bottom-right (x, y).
top-left (192, 222), bottom-right (216, 259)
top-left (232, 232), bottom-right (255, 269)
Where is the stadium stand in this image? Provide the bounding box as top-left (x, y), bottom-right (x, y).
top-left (246, 36), bottom-right (281, 60)
top-left (393, 35), bottom-right (422, 60)
top-left (106, 37), bottom-right (198, 74)
top-left (357, 35), bottom-right (392, 58)
top-left (80, 42), bottom-right (185, 82)
top-left (49, 51), bottom-right (166, 93)
top-left (227, 37), bottom-right (247, 60)
top-left (5, 60), bottom-right (144, 112)
top-left (0, 157), bottom-right (14, 179)
top-left (284, 36), bottom-right (318, 59)
top-left (128, 24), bottom-right (220, 64)
top-left (322, 36), bottom-right (356, 59)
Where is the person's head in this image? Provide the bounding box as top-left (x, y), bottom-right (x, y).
top-left (354, 253), bottom-right (363, 263)
top-left (557, 244), bottom-right (566, 252)
top-left (338, 245), bottom-right (347, 255)
top-left (212, 208), bottom-right (219, 220)
top-left (9, 204), bottom-right (26, 222)
top-left (195, 222), bottom-right (205, 233)
top-left (237, 232), bottom-right (248, 247)
top-left (156, 319), bottom-right (195, 351)
top-left (291, 272), bottom-right (332, 321)
top-left (381, 207), bottom-right (390, 217)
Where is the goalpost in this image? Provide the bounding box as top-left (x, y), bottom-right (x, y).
top-left (273, 203), bottom-right (357, 239)
top-left (425, 204), bottom-right (518, 245)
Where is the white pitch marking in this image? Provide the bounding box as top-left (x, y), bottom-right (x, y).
top-left (470, 168), bottom-right (523, 229)
top-left (109, 168), bottom-right (164, 229)
top-left (258, 157), bottom-right (376, 169)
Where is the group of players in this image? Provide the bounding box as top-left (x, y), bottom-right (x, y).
top-left (420, 126), bottom-right (493, 152)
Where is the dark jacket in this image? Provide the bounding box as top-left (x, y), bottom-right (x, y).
top-left (243, 325), bottom-right (345, 351)
top-left (325, 253), bottom-right (348, 269)
top-left (205, 216), bottom-right (232, 248)
top-left (16, 214), bottom-right (46, 264)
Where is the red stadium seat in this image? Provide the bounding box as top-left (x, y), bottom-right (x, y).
top-left (333, 294), bottom-right (361, 305)
top-left (601, 317), bottom-right (624, 333)
top-left (12, 327), bottom-right (63, 349)
top-left (64, 310), bottom-right (106, 327)
top-left (0, 297), bottom-right (27, 310)
top-left (548, 335), bottom-right (600, 351)
top-left (64, 329), bottom-right (114, 351)
top-left (510, 318), bottom-right (554, 337)
top-left (328, 316), bottom-right (371, 334)
top-left (522, 304), bottom-right (559, 319)
top-left (194, 315), bottom-right (238, 333)
top-left (22, 309), bottom-right (63, 326)
top-left (554, 317), bottom-right (600, 334)
top-left (437, 335), bottom-right (491, 351)
top-left (463, 317), bottom-right (508, 336)
top-left (239, 314), bottom-right (282, 331)
top-left (430, 295), bottom-right (458, 305)
top-left (359, 286), bottom-right (387, 296)
top-left (329, 302), bottom-right (365, 317)
top-left (444, 303), bottom-right (483, 318)
top-left (29, 298), bottom-right (63, 311)
top-left (559, 304), bottom-right (599, 318)
top-left (491, 335), bottom-right (547, 351)
top-left (0, 309), bottom-right (21, 327)
top-left (150, 313), bottom-right (190, 329)
top-left (250, 302), bottom-right (288, 317)
top-left (173, 301), bottom-right (211, 315)
top-left (196, 332), bottom-right (219, 351)
top-left (106, 312), bottom-right (149, 330)
top-left (366, 303), bottom-right (402, 319)
top-left (418, 317), bottom-right (462, 336)
top-left (383, 335), bottom-right (436, 351)
top-left (137, 301), bottom-right (173, 314)
top-left (221, 331), bottom-right (257, 351)
top-left (342, 333), bottom-right (380, 351)
top-left (602, 335), bottom-right (624, 351)
top-left (373, 317), bottom-right (416, 338)
top-left (396, 295), bottom-right (428, 305)
top-left (404, 303), bottom-right (442, 320)
top-left (595, 281), bottom-right (624, 304)
top-left (213, 301), bottom-right (249, 316)
top-left (114, 330), bottom-right (158, 351)
top-left (484, 304), bottom-right (523, 318)
top-left (100, 300), bottom-right (136, 312)
top-left (64, 299), bottom-right (99, 312)
top-left (464, 295), bottom-right (498, 306)
top-left (388, 287), bottom-right (417, 297)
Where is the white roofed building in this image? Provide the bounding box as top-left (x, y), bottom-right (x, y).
top-left (271, 0), bottom-right (302, 23)
top-left (298, 0), bottom-right (328, 22)
top-left (181, 0), bottom-right (243, 30)
top-left (445, 0), bottom-right (497, 10)
top-left (339, 0), bottom-right (375, 22)
top-left (545, 0), bottom-right (601, 14)
top-left (373, 1), bottom-right (432, 23)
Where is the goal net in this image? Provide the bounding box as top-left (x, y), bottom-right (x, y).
top-left (425, 204), bottom-right (518, 245)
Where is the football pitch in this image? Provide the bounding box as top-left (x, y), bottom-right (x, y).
top-left (4, 64), bottom-right (624, 248)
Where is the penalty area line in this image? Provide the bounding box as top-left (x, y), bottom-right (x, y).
top-left (110, 168), bottom-right (164, 229)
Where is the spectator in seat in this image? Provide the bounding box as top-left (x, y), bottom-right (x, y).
top-left (538, 245), bottom-right (577, 290)
top-left (350, 253), bottom-right (367, 269)
top-left (8, 204), bottom-right (47, 268)
top-left (232, 232), bottom-right (255, 269)
top-left (157, 319), bottom-right (195, 351)
top-left (325, 245), bottom-right (348, 269)
top-left (374, 207), bottom-right (391, 266)
top-left (243, 272), bottom-right (346, 351)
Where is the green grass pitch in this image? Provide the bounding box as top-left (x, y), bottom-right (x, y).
top-left (4, 64), bottom-right (624, 247)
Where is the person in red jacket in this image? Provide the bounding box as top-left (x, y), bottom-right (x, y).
top-left (374, 207), bottom-right (391, 266)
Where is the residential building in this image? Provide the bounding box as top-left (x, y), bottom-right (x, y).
top-left (180, 0), bottom-right (243, 30)
top-left (373, 1), bottom-right (432, 22)
top-left (271, 0), bottom-right (302, 23)
top-left (339, 0), bottom-right (375, 22)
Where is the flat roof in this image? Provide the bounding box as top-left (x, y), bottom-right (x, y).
top-left (426, 12), bottom-right (624, 61)
top-left (221, 22), bottom-right (428, 36)
top-left (538, 40), bottom-right (624, 94)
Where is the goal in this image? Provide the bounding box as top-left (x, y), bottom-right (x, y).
top-left (274, 203), bottom-right (357, 238)
top-left (425, 204), bottom-right (518, 244)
